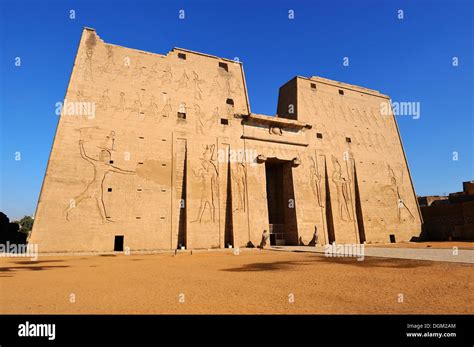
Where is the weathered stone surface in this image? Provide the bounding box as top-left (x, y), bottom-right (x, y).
top-left (30, 28), bottom-right (422, 252)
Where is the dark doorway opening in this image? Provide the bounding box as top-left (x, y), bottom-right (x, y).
top-left (353, 162), bottom-right (366, 244)
top-left (265, 160), bottom-right (298, 246)
top-left (389, 234), bottom-right (396, 243)
top-left (114, 235), bottom-right (124, 251)
top-left (224, 153), bottom-right (234, 247)
top-left (177, 147), bottom-right (187, 249)
top-left (324, 158), bottom-right (336, 244)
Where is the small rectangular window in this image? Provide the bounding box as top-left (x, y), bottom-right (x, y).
top-left (219, 62), bottom-right (228, 72)
top-left (178, 53), bottom-right (186, 60)
top-left (109, 160), bottom-right (114, 164)
top-left (310, 83), bottom-right (316, 89)
top-left (137, 188), bottom-right (142, 191)
top-left (338, 89), bottom-right (344, 95)
top-left (316, 133), bottom-right (323, 139)
top-left (226, 98), bottom-right (234, 106)
top-left (177, 112), bottom-right (186, 119)
top-left (139, 136), bottom-right (144, 139)
top-left (162, 163), bottom-right (167, 166)
top-left (221, 118), bottom-right (229, 125)
top-left (107, 188), bottom-right (112, 192)
top-left (138, 162), bottom-right (144, 165)
top-left (346, 137), bottom-right (351, 143)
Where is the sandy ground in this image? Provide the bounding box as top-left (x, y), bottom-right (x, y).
top-left (0, 250), bottom-right (472, 314)
top-left (366, 241), bottom-right (474, 249)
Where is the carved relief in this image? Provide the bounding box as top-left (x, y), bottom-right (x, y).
top-left (116, 92), bottom-right (126, 113)
top-left (223, 75), bottom-right (232, 97)
top-left (232, 161), bottom-right (247, 212)
top-left (65, 130), bottom-right (135, 222)
top-left (75, 90), bottom-right (90, 117)
top-left (128, 94), bottom-right (143, 118)
top-left (192, 71), bottom-right (203, 100)
top-left (97, 89), bottom-right (111, 110)
top-left (269, 125), bottom-right (283, 136)
top-left (309, 156), bottom-right (323, 207)
top-left (195, 104), bottom-right (214, 135)
top-left (99, 45), bottom-right (116, 77)
top-left (192, 145), bottom-right (219, 223)
top-left (383, 164), bottom-right (415, 222)
top-left (331, 155), bottom-right (352, 221)
top-left (176, 70), bottom-right (189, 91)
top-left (99, 130), bottom-right (116, 151)
top-left (146, 94), bottom-right (160, 118)
top-left (83, 48), bottom-right (94, 82)
top-left (209, 75), bottom-right (221, 96)
top-left (161, 98), bottom-right (172, 118)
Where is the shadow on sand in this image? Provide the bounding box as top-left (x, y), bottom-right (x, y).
top-left (221, 253), bottom-right (433, 272)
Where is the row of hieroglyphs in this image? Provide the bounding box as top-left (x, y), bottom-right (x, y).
top-left (73, 88), bottom-right (235, 130)
top-left (302, 91), bottom-right (394, 130)
top-left (301, 93), bottom-right (396, 152)
top-left (81, 42), bottom-right (243, 98)
top-left (314, 122), bottom-right (393, 153)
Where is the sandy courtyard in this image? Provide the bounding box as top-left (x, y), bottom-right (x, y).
top-left (0, 249), bottom-right (472, 314)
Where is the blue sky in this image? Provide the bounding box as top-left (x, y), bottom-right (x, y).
top-left (0, 0), bottom-right (472, 220)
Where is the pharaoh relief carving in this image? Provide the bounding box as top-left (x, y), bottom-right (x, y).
top-left (383, 164), bottom-right (415, 222)
top-left (195, 104), bottom-right (215, 135)
top-left (97, 89), bottom-right (111, 111)
top-left (83, 48), bottom-right (94, 82)
top-left (98, 45), bottom-right (116, 79)
top-left (65, 129), bottom-right (135, 222)
top-left (176, 70), bottom-right (189, 91)
top-left (192, 71), bottom-right (203, 100)
top-left (146, 94), bottom-right (160, 119)
top-left (222, 75), bottom-right (232, 97)
top-left (209, 75), bottom-right (221, 96)
top-left (208, 69), bottom-right (240, 98)
top-left (309, 156), bottom-right (324, 208)
top-left (128, 94), bottom-right (143, 118)
top-left (192, 145), bottom-right (219, 223)
top-left (161, 98), bottom-right (172, 119)
top-left (231, 161), bottom-right (247, 213)
top-left (116, 92), bottom-right (126, 113)
top-left (331, 155), bottom-right (353, 222)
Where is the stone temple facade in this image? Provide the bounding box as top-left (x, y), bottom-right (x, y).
top-left (30, 28), bottom-right (422, 252)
